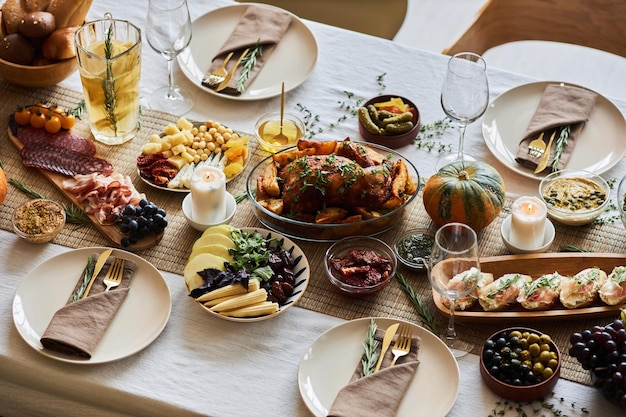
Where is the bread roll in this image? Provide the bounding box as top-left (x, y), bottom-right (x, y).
top-left (47, 0), bottom-right (92, 28)
top-left (41, 24), bottom-right (76, 60)
top-left (19, 11), bottom-right (55, 38)
top-left (0, 32), bottom-right (35, 64)
top-left (2, 0), bottom-right (25, 33)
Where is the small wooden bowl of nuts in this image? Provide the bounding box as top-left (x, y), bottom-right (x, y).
top-left (480, 327), bottom-right (561, 402)
top-left (358, 95), bottom-right (420, 148)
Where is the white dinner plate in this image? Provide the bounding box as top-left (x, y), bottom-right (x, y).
top-left (298, 317), bottom-right (460, 416)
top-left (192, 227), bottom-right (309, 322)
top-left (177, 4), bottom-right (318, 100)
top-left (482, 81), bottom-right (626, 180)
top-left (12, 248), bottom-right (171, 364)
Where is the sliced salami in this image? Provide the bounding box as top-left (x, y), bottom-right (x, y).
top-left (17, 126), bottom-right (97, 156)
top-left (21, 145), bottom-right (114, 177)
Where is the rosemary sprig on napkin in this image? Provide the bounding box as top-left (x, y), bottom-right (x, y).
top-left (236, 41), bottom-right (263, 93)
top-left (102, 24), bottom-right (119, 135)
top-left (395, 272), bottom-right (439, 335)
top-left (360, 318), bottom-right (380, 378)
top-left (550, 125), bottom-right (571, 172)
top-left (71, 255), bottom-right (96, 301)
top-left (9, 179), bottom-right (90, 225)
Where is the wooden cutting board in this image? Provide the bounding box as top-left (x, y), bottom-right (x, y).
top-left (7, 124), bottom-right (163, 251)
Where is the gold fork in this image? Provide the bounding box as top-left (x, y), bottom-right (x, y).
top-left (527, 132), bottom-right (546, 158)
top-left (204, 51), bottom-right (234, 86)
top-left (389, 323), bottom-right (412, 366)
top-left (103, 258), bottom-right (125, 292)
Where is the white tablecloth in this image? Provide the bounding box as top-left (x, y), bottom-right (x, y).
top-left (1, 0), bottom-right (625, 416)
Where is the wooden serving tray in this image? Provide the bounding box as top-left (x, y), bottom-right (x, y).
top-left (433, 253), bottom-right (626, 323)
top-left (8, 125), bottom-right (162, 251)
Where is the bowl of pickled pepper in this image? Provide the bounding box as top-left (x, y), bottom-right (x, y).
top-left (357, 95), bottom-right (420, 148)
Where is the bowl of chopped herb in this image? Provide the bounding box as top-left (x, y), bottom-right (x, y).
top-left (393, 228), bottom-right (435, 270)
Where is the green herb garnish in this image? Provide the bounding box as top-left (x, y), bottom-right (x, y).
top-left (102, 24), bottom-right (119, 135)
top-left (360, 318), bottom-right (379, 378)
top-left (559, 243), bottom-right (592, 252)
top-left (229, 228), bottom-right (275, 272)
top-left (9, 179), bottom-right (90, 225)
top-left (550, 125), bottom-right (571, 172)
top-left (236, 41), bottom-right (263, 93)
top-left (71, 255), bottom-right (96, 301)
top-left (395, 272), bottom-right (439, 335)
top-left (487, 274), bottom-right (521, 298)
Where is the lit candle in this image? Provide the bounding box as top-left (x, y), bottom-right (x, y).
top-left (509, 196), bottom-right (547, 250)
top-left (189, 166), bottom-right (226, 224)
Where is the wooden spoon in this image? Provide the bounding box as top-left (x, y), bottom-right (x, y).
top-left (273, 82), bottom-right (288, 145)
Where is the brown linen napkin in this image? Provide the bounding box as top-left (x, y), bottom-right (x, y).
top-left (40, 254), bottom-right (136, 359)
top-left (327, 328), bottom-right (421, 417)
top-left (201, 5), bottom-right (292, 95)
top-left (515, 83), bottom-right (597, 173)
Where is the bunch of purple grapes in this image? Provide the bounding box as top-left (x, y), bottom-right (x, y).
top-left (569, 318), bottom-right (626, 408)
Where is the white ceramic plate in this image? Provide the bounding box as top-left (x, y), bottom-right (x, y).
top-left (177, 4), bottom-right (318, 100)
top-left (298, 317), bottom-right (460, 416)
top-left (12, 248), bottom-right (171, 364)
top-left (482, 81), bottom-right (626, 180)
top-left (192, 227), bottom-right (309, 322)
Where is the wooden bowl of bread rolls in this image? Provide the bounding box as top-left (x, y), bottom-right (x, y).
top-left (0, 0), bottom-right (92, 87)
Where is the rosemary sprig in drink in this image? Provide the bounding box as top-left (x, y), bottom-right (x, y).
top-left (102, 24), bottom-right (119, 135)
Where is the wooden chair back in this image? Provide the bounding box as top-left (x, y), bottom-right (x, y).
top-left (443, 0), bottom-right (626, 58)
top-left (236, 0), bottom-right (408, 39)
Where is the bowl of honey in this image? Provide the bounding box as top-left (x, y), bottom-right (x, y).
top-left (254, 112), bottom-right (305, 153)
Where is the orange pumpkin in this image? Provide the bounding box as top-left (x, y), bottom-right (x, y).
top-left (0, 166), bottom-right (6, 205)
top-left (422, 161), bottom-right (505, 232)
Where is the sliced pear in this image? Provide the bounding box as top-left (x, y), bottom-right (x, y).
top-left (192, 233), bottom-right (236, 252)
top-left (202, 224), bottom-right (233, 238)
top-left (183, 253), bottom-right (229, 291)
top-left (188, 243), bottom-right (234, 263)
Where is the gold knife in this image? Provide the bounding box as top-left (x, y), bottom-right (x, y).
top-left (534, 130), bottom-right (557, 173)
top-left (81, 248), bottom-right (113, 299)
top-left (374, 322), bottom-right (399, 373)
top-left (215, 48), bottom-right (250, 92)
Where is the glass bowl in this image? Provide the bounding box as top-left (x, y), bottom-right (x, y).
top-left (254, 111), bottom-right (305, 154)
top-left (539, 169), bottom-right (609, 226)
top-left (393, 227), bottom-right (435, 270)
top-left (480, 327), bottom-right (561, 402)
top-left (246, 141), bottom-right (420, 242)
top-left (12, 199), bottom-right (66, 243)
top-left (617, 173), bottom-right (626, 229)
top-left (324, 236), bottom-right (397, 297)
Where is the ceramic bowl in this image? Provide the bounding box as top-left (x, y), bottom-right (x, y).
top-left (246, 141), bottom-right (420, 242)
top-left (539, 169), bottom-right (609, 226)
top-left (358, 94), bottom-right (421, 148)
top-left (254, 111), bottom-right (306, 153)
top-left (617, 173), bottom-right (626, 230)
top-left (480, 327), bottom-right (561, 402)
top-left (0, 57), bottom-right (78, 87)
top-left (182, 192), bottom-right (237, 232)
top-left (393, 227), bottom-right (435, 270)
top-left (500, 215), bottom-right (555, 254)
top-left (12, 199), bottom-right (66, 243)
top-left (324, 236), bottom-right (397, 297)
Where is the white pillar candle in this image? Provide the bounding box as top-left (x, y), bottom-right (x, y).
top-left (509, 196), bottom-right (547, 250)
top-left (189, 166), bottom-right (226, 224)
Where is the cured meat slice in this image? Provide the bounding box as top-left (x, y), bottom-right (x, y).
top-left (21, 144), bottom-right (114, 177)
top-left (17, 126), bottom-right (97, 156)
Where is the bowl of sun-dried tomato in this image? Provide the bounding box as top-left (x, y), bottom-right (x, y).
top-left (324, 236), bottom-right (397, 297)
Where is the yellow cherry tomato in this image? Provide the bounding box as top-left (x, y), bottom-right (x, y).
top-left (29, 112), bottom-right (46, 129)
top-left (14, 108), bottom-right (31, 125)
top-left (61, 114), bottom-right (76, 130)
top-left (44, 115), bottom-right (62, 134)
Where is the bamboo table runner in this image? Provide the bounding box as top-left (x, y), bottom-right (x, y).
top-left (1, 83), bottom-right (624, 386)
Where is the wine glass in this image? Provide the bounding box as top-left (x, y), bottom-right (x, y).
top-left (427, 222), bottom-right (480, 358)
top-left (146, 0), bottom-right (194, 114)
top-left (436, 52), bottom-right (489, 171)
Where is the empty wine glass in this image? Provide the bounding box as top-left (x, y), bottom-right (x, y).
top-left (436, 52), bottom-right (489, 171)
top-left (146, 0), bottom-right (194, 114)
top-left (427, 222), bottom-right (480, 358)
